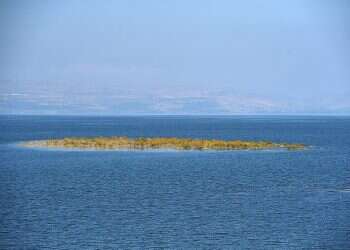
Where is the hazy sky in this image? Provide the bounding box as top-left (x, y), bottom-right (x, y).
top-left (1, 0), bottom-right (350, 115)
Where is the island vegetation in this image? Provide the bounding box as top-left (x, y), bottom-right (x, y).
top-left (24, 136), bottom-right (305, 151)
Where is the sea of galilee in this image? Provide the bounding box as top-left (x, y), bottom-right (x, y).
top-left (1, 115), bottom-right (350, 249)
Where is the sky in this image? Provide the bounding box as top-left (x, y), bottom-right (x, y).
top-left (1, 0), bottom-right (350, 115)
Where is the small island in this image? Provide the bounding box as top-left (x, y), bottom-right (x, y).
top-left (23, 136), bottom-right (305, 151)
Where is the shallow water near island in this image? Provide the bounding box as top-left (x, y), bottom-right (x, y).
top-left (1, 115), bottom-right (350, 249)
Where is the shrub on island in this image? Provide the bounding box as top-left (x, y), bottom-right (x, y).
top-left (24, 137), bottom-right (305, 151)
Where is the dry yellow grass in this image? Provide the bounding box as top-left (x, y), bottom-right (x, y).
top-left (24, 136), bottom-right (305, 151)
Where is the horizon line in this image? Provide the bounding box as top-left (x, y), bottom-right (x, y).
top-left (1, 113), bottom-right (350, 117)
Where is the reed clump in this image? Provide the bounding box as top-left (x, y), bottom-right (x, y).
top-left (25, 137), bottom-right (305, 151)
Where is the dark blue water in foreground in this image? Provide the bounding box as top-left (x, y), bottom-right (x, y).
top-left (1, 115), bottom-right (350, 249)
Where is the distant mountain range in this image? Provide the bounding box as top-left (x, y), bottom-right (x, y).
top-left (1, 89), bottom-right (349, 115)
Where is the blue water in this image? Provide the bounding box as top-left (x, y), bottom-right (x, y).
top-left (1, 115), bottom-right (350, 249)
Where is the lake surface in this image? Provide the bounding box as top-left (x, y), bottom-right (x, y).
top-left (1, 115), bottom-right (350, 249)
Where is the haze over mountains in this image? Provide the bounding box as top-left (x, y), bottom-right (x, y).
top-left (1, 1), bottom-right (350, 115)
top-left (2, 81), bottom-right (349, 115)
